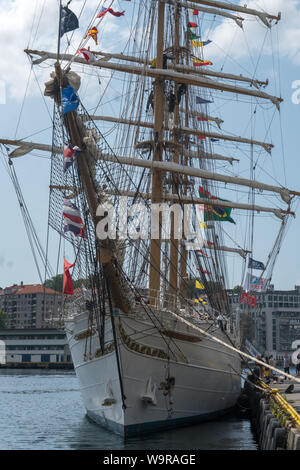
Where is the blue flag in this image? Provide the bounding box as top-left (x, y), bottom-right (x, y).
top-left (62, 85), bottom-right (79, 115)
top-left (60, 5), bottom-right (79, 38)
top-left (196, 97), bottom-right (213, 104)
top-left (248, 258), bottom-right (265, 270)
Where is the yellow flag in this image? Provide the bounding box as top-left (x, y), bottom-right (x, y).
top-left (196, 280), bottom-right (205, 290)
top-left (199, 221), bottom-right (208, 229)
top-left (191, 40), bottom-right (204, 47)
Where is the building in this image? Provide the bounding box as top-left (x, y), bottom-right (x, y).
top-left (0, 283), bottom-right (62, 329)
top-left (229, 285), bottom-right (300, 360)
top-left (0, 328), bottom-right (72, 365)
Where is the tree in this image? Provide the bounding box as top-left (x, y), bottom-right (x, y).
top-left (232, 285), bottom-right (243, 294)
top-left (44, 274), bottom-right (63, 292)
top-left (0, 310), bottom-right (8, 328)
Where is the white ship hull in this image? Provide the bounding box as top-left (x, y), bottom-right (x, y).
top-left (65, 308), bottom-right (241, 437)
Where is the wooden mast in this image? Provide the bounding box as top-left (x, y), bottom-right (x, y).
top-left (169, 3), bottom-right (181, 307)
top-left (149, 0), bottom-right (165, 307)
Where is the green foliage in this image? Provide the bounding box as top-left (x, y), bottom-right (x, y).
top-left (232, 285), bottom-right (243, 294)
top-left (44, 274), bottom-right (64, 292)
top-left (44, 274), bottom-right (94, 293)
top-left (0, 310), bottom-right (8, 328)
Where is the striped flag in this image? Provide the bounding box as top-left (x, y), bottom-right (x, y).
top-left (63, 144), bottom-right (81, 172)
top-left (77, 48), bottom-right (96, 63)
top-left (63, 200), bottom-right (86, 237)
top-left (193, 59), bottom-right (213, 67)
top-left (97, 7), bottom-right (125, 18)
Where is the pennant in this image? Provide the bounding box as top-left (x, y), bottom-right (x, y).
top-left (63, 258), bottom-right (75, 295)
top-left (63, 199), bottom-right (86, 237)
top-left (187, 29), bottom-right (201, 40)
top-left (77, 48), bottom-right (96, 63)
top-left (199, 221), bottom-right (208, 229)
top-left (199, 186), bottom-right (236, 224)
top-left (193, 59), bottom-right (213, 67)
top-left (197, 250), bottom-right (211, 258)
top-left (97, 7), bottom-right (125, 18)
top-left (240, 292), bottom-right (257, 308)
top-left (85, 26), bottom-right (98, 45)
top-left (62, 85), bottom-right (79, 115)
top-left (196, 97), bottom-right (213, 104)
top-left (210, 138), bottom-right (219, 142)
top-left (188, 22), bottom-right (197, 28)
top-left (60, 5), bottom-right (79, 37)
top-left (194, 295), bottom-right (208, 305)
top-left (191, 40), bottom-right (212, 47)
top-left (197, 117), bottom-right (212, 122)
top-left (248, 258), bottom-right (265, 271)
top-left (198, 136), bottom-right (206, 140)
top-left (195, 280), bottom-right (205, 290)
top-left (63, 144), bottom-right (81, 172)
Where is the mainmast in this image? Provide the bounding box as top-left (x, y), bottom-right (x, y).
top-left (169, 3), bottom-right (181, 306)
top-left (149, 0), bottom-right (165, 307)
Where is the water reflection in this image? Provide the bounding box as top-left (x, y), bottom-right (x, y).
top-left (0, 371), bottom-right (257, 450)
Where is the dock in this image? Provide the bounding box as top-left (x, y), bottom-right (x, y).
top-left (242, 374), bottom-right (300, 450)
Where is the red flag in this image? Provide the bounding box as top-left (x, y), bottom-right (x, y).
top-left (97, 8), bottom-right (125, 18)
top-left (240, 292), bottom-right (257, 308)
top-left (63, 258), bottom-right (75, 295)
top-left (193, 9), bottom-right (198, 15)
top-left (188, 22), bottom-right (197, 28)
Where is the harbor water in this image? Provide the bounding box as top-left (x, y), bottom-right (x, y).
top-left (0, 370), bottom-right (257, 450)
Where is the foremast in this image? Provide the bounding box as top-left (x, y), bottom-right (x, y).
top-left (53, 63), bottom-right (132, 314)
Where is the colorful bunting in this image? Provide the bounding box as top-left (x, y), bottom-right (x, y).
top-left (197, 250), bottom-right (211, 258)
top-left (193, 59), bottom-right (213, 67)
top-left (97, 7), bottom-right (125, 18)
top-left (63, 258), bottom-right (75, 295)
top-left (195, 280), bottom-right (205, 290)
top-left (194, 296), bottom-right (208, 305)
top-left (85, 26), bottom-right (98, 45)
top-left (77, 48), bottom-right (96, 63)
top-left (187, 29), bottom-right (201, 40)
top-left (191, 40), bottom-right (212, 47)
top-left (240, 292), bottom-right (257, 308)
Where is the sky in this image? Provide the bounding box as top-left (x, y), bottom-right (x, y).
top-left (0, 0), bottom-right (300, 290)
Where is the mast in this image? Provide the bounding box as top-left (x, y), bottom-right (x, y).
top-left (149, 0), bottom-right (165, 307)
top-left (169, 2), bottom-right (181, 306)
top-left (52, 63), bottom-right (131, 314)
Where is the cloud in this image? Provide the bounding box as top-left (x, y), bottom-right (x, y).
top-left (206, 0), bottom-right (300, 65)
top-left (0, 0), bottom-right (129, 101)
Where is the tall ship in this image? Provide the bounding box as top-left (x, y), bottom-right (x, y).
top-left (1, 0), bottom-right (299, 437)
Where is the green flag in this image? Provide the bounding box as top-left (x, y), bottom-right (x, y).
top-left (199, 186), bottom-right (236, 224)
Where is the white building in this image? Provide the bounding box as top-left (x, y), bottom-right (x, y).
top-left (0, 328), bottom-right (72, 365)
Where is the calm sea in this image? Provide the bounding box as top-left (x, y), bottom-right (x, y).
top-left (0, 370), bottom-right (257, 450)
